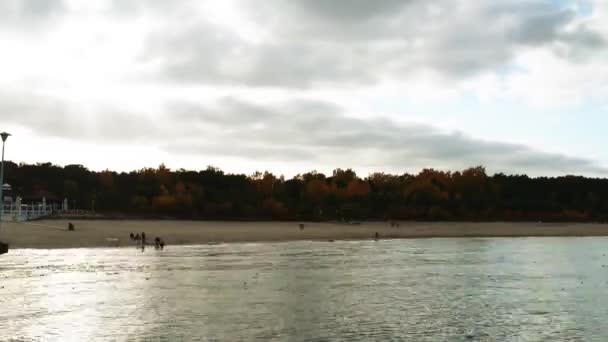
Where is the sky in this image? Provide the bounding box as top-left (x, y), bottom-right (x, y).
top-left (0, 0), bottom-right (607, 177)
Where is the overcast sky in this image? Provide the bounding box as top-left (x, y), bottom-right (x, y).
top-left (1, 0), bottom-right (607, 177)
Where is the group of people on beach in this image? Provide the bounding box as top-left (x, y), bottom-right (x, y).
top-left (129, 232), bottom-right (165, 250)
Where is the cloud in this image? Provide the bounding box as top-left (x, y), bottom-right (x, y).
top-left (141, 0), bottom-right (606, 88)
top-left (108, 0), bottom-right (183, 16)
top-left (0, 90), bottom-right (161, 142)
top-left (1, 0), bottom-right (607, 176)
top-left (162, 97), bottom-right (608, 176)
top-left (0, 0), bottom-right (65, 29)
top-left (291, 0), bottom-right (409, 21)
top-left (2, 87), bottom-right (606, 175)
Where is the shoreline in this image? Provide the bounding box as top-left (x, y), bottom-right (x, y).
top-left (2, 220), bottom-right (608, 249)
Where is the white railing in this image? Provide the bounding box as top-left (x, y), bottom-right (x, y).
top-left (1, 203), bottom-right (56, 222)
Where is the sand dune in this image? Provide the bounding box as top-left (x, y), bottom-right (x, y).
top-left (2, 220), bottom-right (608, 249)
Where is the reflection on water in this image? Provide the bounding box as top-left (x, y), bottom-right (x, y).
top-left (2, 238), bottom-right (608, 341)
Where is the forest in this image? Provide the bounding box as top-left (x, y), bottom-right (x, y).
top-left (3, 161), bottom-right (608, 222)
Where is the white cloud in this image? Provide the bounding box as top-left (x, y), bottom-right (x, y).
top-left (0, 0), bottom-right (607, 176)
top-left (160, 98), bottom-right (608, 176)
top-left (501, 49), bottom-right (607, 108)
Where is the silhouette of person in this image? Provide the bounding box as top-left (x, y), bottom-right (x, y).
top-left (374, 232), bottom-right (379, 240)
top-left (141, 232), bottom-right (146, 245)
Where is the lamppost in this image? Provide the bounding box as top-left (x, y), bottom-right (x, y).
top-left (0, 132), bottom-right (10, 231)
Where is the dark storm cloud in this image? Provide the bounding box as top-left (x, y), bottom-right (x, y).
top-left (141, 0), bottom-right (606, 87)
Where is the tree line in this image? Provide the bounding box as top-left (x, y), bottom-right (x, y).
top-left (3, 161), bottom-right (608, 222)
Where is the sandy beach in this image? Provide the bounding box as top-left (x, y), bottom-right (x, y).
top-left (2, 220), bottom-right (608, 249)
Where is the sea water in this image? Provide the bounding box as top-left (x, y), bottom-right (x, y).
top-left (2, 238), bottom-right (608, 341)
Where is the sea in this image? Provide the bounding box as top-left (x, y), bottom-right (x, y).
top-left (2, 238), bottom-right (608, 341)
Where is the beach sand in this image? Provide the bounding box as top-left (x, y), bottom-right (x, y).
top-left (2, 220), bottom-right (608, 249)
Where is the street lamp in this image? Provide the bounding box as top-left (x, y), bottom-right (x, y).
top-left (0, 132), bottom-right (10, 231)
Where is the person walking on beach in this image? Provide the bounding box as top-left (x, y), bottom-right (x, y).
top-left (160, 239), bottom-right (165, 250)
top-left (141, 232), bottom-right (146, 246)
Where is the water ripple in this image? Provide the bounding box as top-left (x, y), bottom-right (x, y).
top-left (2, 238), bottom-right (608, 340)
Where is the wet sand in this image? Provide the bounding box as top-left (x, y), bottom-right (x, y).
top-left (2, 220), bottom-right (608, 249)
